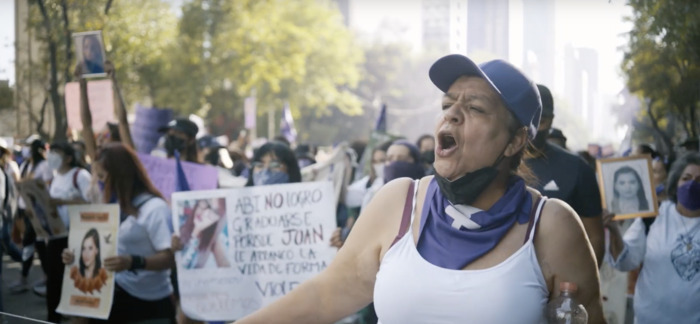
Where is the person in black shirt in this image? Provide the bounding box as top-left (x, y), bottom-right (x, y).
top-left (525, 84), bottom-right (605, 267)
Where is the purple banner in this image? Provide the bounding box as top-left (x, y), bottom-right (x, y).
top-left (138, 153), bottom-right (219, 201)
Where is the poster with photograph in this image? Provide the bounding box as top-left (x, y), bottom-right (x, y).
top-left (15, 179), bottom-right (64, 239)
top-left (73, 31), bottom-right (107, 78)
top-left (56, 204), bottom-right (119, 320)
top-left (172, 181), bottom-right (337, 321)
top-left (597, 155), bottom-right (659, 220)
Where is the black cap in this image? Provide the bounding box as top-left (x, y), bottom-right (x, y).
top-left (158, 118), bottom-right (199, 138)
top-left (537, 84), bottom-right (554, 118)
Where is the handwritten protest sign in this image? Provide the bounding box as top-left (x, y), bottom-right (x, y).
top-left (65, 80), bottom-right (115, 131)
top-left (138, 153), bottom-right (218, 201)
top-left (172, 181), bottom-right (337, 321)
top-left (57, 204), bottom-right (119, 320)
top-left (15, 179), bottom-right (64, 239)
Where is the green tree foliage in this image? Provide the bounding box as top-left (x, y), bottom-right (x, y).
top-left (621, 0), bottom-right (700, 152)
top-left (162, 0), bottom-right (363, 136)
top-left (23, 0), bottom-right (362, 141)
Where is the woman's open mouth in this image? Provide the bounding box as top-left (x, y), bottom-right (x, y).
top-left (436, 131), bottom-right (458, 157)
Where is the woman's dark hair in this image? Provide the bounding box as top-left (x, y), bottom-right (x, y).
top-left (79, 228), bottom-right (101, 278)
top-left (50, 141), bottom-right (85, 170)
top-left (415, 134), bottom-right (435, 150)
top-left (636, 144), bottom-right (659, 159)
top-left (666, 152), bottom-right (700, 203)
top-left (180, 199), bottom-right (226, 256)
top-left (97, 143), bottom-right (164, 216)
top-left (30, 139), bottom-right (46, 164)
top-left (82, 35), bottom-right (104, 65)
top-left (613, 166), bottom-right (649, 210)
top-left (106, 122), bottom-right (121, 142)
top-left (246, 141), bottom-right (301, 186)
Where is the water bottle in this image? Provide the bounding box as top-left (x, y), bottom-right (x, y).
top-left (546, 282), bottom-right (588, 324)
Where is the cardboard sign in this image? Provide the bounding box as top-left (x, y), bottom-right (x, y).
top-left (57, 204), bottom-right (119, 320)
top-left (172, 182), bottom-right (337, 321)
top-left (138, 154), bottom-right (218, 201)
top-left (65, 80), bottom-right (115, 131)
top-left (15, 179), bottom-right (64, 239)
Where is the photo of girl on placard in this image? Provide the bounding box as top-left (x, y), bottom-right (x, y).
top-left (70, 228), bottom-right (108, 294)
top-left (178, 198), bottom-right (230, 269)
top-left (73, 31), bottom-right (107, 78)
top-left (597, 155), bottom-right (659, 220)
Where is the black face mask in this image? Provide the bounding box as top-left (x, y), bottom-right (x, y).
top-left (165, 135), bottom-right (186, 156)
top-left (434, 146), bottom-right (507, 206)
top-left (420, 150), bottom-right (435, 164)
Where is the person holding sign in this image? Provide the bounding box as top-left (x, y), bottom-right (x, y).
top-left (62, 142), bottom-right (176, 323)
top-left (605, 152), bottom-right (700, 323)
top-left (45, 141), bottom-right (92, 323)
top-left (235, 54), bottom-right (604, 324)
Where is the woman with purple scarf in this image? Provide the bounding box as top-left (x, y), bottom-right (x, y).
top-left (236, 54), bottom-right (605, 324)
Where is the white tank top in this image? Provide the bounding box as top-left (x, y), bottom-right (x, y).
top-left (374, 182), bottom-right (549, 324)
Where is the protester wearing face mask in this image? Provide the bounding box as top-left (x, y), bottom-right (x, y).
top-left (245, 141), bottom-right (301, 187)
top-left (158, 118), bottom-right (200, 163)
top-left (524, 84), bottom-right (605, 267)
top-left (383, 140), bottom-right (426, 183)
top-left (236, 54), bottom-right (604, 324)
top-left (416, 134), bottom-right (436, 175)
top-left (45, 141), bottom-right (91, 323)
top-left (605, 152), bottom-right (700, 324)
top-left (344, 142), bottom-right (390, 211)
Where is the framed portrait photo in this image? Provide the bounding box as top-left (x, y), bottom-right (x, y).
top-left (73, 31), bottom-right (107, 78)
top-left (597, 155), bottom-right (659, 220)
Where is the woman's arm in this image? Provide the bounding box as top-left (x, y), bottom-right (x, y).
top-left (236, 178), bottom-right (413, 324)
top-left (104, 249), bottom-right (174, 272)
top-left (104, 62), bottom-right (135, 150)
top-left (604, 214), bottom-right (646, 271)
top-left (212, 237), bottom-right (230, 267)
top-left (75, 65), bottom-right (98, 162)
top-left (537, 199), bottom-right (605, 324)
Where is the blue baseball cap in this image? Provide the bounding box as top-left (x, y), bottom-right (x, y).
top-left (429, 54), bottom-right (542, 139)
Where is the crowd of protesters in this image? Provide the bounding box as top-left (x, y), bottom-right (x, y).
top-left (0, 54), bottom-right (698, 324)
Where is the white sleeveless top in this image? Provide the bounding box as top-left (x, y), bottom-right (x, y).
top-left (374, 182), bottom-right (549, 324)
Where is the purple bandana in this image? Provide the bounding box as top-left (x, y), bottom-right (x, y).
top-left (416, 177), bottom-right (532, 269)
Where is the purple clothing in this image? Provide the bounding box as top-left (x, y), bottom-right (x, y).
top-left (416, 177), bottom-right (532, 269)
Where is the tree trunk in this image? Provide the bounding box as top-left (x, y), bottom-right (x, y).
top-left (60, 0), bottom-right (72, 83)
top-left (690, 104), bottom-right (698, 138)
top-left (646, 99), bottom-right (674, 154)
top-left (36, 0), bottom-right (67, 142)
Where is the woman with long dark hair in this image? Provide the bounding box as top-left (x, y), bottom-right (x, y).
top-left (610, 166), bottom-right (649, 214)
top-left (79, 228), bottom-right (101, 279)
top-left (62, 142), bottom-right (176, 323)
top-left (179, 198), bottom-right (229, 269)
top-left (43, 141), bottom-right (92, 322)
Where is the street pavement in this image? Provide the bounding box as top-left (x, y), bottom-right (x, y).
top-left (1, 255), bottom-right (48, 323)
